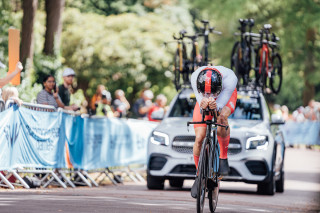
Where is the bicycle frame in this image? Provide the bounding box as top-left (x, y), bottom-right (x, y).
top-left (187, 109), bottom-right (228, 213)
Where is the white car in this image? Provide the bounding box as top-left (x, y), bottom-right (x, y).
top-left (147, 87), bottom-right (285, 195)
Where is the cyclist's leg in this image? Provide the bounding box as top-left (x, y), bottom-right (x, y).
top-left (217, 88), bottom-right (237, 158)
top-left (192, 102), bottom-right (212, 169)
top-left (217, 89), bottom-right (237, 175)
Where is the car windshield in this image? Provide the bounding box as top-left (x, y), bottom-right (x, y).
top-left (168, 93), bottom-right (196, 118)
top-left (168, 92), bottom-right (262, 120)
top-left (229, 96), bottom-right (262, 120)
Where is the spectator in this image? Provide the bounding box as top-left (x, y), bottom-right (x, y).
top-left (112, 89), bottom-right (130, 118)
top-left (292, 106), bottom-right (305, 122)
top-left (36, 75), bottom-right (76, 111)
top-left (281, 105), bottom-right (290, 121)
top-left (133, 89), bottom-right (154, 119)
top-left (1, 86), bottom-right (23, 106)
top-left (96, 90), bottom-right (114, 117)
top-left (90, 84), bottom-right (105, 112)
top-left (148, 94), bottom-right (168, 122)
top-left (0, 61), bottom-right (23, 88)
top-left (304, 99), bottom-right (317, 121)
top-left (37, 75), bottom-right (64, 108)
top-left (58, 68), bottom-right (78, 111)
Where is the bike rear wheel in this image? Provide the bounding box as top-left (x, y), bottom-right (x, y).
top-left (257, 50), bottom-right (267, 93)
top-left (270, 53), bottom-right (282, 94)
top-left (197, 142), bottom-right (208, 213)
top-left (208, 181), bottom-right (220, 212)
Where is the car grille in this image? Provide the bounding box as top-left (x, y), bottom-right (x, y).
top-left (228, 138), bottom-right (242, 155)
top-left (172, 136), bottom-right (195, 154)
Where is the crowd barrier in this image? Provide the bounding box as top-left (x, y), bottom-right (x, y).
top-left (280, 121), bottom-right (320, 146)
top-left (0, 103), bottom-right (157, 189)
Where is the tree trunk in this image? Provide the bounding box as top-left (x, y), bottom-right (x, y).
top-left (302, 28), bottom-right (316, 106)
top-left (43, 0), bottom-right (65, 55)
top-left (20, 0), bottom-right (38, 65)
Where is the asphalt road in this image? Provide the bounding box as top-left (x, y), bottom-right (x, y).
top-left (0, 147), bottom-right (319, 213)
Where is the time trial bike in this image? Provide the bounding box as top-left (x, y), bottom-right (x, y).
top-left (187, 109), bottom-right (228, 213)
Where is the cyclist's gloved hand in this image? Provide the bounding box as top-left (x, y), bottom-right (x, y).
top-left (208, 97), bottom-right (217, 110)
top-left (200, 97), bottom-right (209, 109)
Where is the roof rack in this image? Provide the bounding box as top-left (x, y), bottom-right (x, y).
top-left (237, 85), bottom-right (261, 98)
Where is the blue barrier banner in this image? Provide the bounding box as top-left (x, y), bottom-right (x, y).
top-left (0, 106), bottom-right (158, 170)
top-left (10, 106), bottom-right (66, 168)
top-left (280, 121), bottom-right (320, 145)
top-left (126, 119), bottom-right (158, 165)
top-left (0, 107), bottom-right (15, 170)
top-left (63, 116), bottom-right (158, 170)
top-left (63, 114), bottom-right (84, 168)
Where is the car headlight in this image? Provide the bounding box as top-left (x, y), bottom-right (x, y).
top-left (150, 131), bottom-right (169, 146)
top-left (246, 135), bottom-right (268, 150)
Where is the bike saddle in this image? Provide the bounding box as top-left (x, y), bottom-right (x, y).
top-left (248, 18), bottom-right (255, 27)
top-left (179, 29), bottom-right (187, 35)
top-left (201, 20), bottom-right (209, 24)
top-left (264, 24), bottom-right (272, 30)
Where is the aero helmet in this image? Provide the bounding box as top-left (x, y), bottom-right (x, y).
top-left (196, 68), bottom-right (222, 95)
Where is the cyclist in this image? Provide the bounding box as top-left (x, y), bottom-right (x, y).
top-left (190, 66), bottom-right (237, 198)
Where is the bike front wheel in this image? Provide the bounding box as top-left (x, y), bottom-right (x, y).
top-left (197, 143), bottom-right (208, 213)
top-left (208, 181), bottom-right (220, 212)
top-left (270, 53), bottom-right (282, 94)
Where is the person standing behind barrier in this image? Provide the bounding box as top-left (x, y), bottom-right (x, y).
top-left (96, 90), bottom-right (114, 117)
top-left (58, 68), bottom-right (78, 111)
top-left (1, 86), bottom-right (23, 106)
top-left (0, 61), bottom-right (23, 88)
top-left (148, 94), bottom-right (168, 122)
top-left (90, 84), bottom-right (105, 114)
top-left (133, 89), bottom-right (154, 119)
top-left (113, 89), bottom-right (130, 118)
top-left (37, 75), bottom-right (64, 108)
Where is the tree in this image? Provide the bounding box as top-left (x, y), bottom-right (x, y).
top-left (20, 0), bottom-right (38, 65)
top-left (43, 0), bottom-right (65, 55)
top-left (189, 0), bottom-right (320, 110)
top-left (61, 9), bottom-right (183, 103)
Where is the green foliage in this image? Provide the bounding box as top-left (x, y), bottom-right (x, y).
top-left (190, 0), bottom-right (320, 111)
top-left (61, 8), bottom-right (189, 103)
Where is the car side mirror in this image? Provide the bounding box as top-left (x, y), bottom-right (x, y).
top-left (150, 109), bottom-right (165, 120)
top-left (271, 114), bottom-right (285, 125)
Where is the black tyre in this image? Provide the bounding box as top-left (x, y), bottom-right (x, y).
top-left (231, 43), bottom-right (241, 86)
top-left (276, 170), bottom-right (284, 193)
top-left (174, 49), bottom-right (182, 91)
top-left (257, 148), bottom-right (276, 195)
top-left (147, 174), bottom-right (165, 190)
top-left (208, 181), bottom-right (219, 212)
top-left (230, 41), bottom-right (239, 71)
top-left (169, 179), bottom-right (184, 188)
top-left (257, 177), bottom-right (275, 195)
top-left (270, 53), bottom-right (282, 94)
top-left (197, 143), bottom-right (208, 213)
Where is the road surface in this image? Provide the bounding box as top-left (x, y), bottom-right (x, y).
top-left (0, 147), bottom-right (319, 213)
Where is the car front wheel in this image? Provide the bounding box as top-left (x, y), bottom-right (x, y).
top-left (276, 170), bottom-right (284, 192)
top-left (147, 174), bottom-right (165, 190)
top-left (169, 179), bottom-right (184, 188)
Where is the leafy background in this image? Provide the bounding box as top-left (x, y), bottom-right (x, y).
top-left (0, 0), bottom-right (319, 112)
